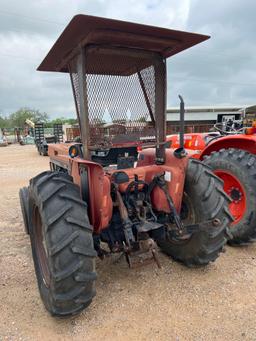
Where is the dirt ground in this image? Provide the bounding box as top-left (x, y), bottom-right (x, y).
top-left (1, 144), bottom-right (256, 341)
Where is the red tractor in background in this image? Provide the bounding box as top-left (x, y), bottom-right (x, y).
top-left (167, 131), bottom-right (220, 159)
top-left (168, 119), bottom-right (256, 245)
top-left (19, 15), bottom-right (233, 317)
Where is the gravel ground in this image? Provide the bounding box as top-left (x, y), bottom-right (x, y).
top-left (0, 144), bottom-right (256, 341)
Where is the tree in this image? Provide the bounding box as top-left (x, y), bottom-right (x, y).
top-left (0, 107), bottom-right (77, 129)
top-left (0, 115), bottom-right (11, 128)
top-left (9, 108), bottom-right (49, 127)
top-left (65, 118), bottom-right (78, 125)
top-left (46, 117), bottom-right (78, 127)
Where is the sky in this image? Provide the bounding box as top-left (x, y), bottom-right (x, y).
top-left (0, 0), bottom-right (256, 119)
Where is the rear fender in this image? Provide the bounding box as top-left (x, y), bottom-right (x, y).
top-left (70, 158), bottom-right (112, 233)
top-left (137, 148), bottom-right (189, 212)
top-left (199, 135), bottom-right (256, 159)
top-left (48, 144), bottom-right (112, 232)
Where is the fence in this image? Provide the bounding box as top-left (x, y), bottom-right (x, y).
top-left (166, 123), bottom-right (213, 134)
top-left (65, 122), bottom-right (214, 143)
top-left (66, 127), bottom-right (80, 141)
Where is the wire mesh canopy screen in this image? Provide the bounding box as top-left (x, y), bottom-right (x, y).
top-left (69, 46), bottom-right (166, 149)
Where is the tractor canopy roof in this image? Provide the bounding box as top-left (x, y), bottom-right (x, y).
top-left (38, 14), bottom-right (210, 73)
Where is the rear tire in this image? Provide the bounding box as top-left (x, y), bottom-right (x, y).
top-left (19, 187), bottom-right (30, 234)
top-left (42, 145), bottom-right (48, 156)
top-left (28, 171), bottom-right (97, 317)
top-left (204, 148), bottom-right (256, 245)
top-left (38, 145), bottom-right (42, 155)
top-left (158, 159), bottom-right (233, 266)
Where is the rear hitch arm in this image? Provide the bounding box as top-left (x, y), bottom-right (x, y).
top-left (114, 184), bottom-right (161, 268)
top-left (168, 218), bottom-right (224, 240)
top-left (115, 185), bottom-right (135, 247)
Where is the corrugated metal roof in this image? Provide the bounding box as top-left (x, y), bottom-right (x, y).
top-left (167, 104), bottom-right (256, 113)
top-left (165, 104), bottom-right (256, 121)
top-left (167, 112), bottom-right (218, 121)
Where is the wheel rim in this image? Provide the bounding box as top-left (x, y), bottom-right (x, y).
top-left (215, 170), bottom-right (246, 225)
top-left (180, 193), bottom-right (196, 225)
top-left (33, 206), bottom-right (50, 287)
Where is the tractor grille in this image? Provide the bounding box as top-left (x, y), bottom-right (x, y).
top-left (69, 46), bottom-right (165, 149)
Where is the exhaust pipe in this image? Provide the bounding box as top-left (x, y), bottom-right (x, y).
top-left (174, 95), bottom-right (186, 159)
top-left (178, 95), bottom-right (184, 149)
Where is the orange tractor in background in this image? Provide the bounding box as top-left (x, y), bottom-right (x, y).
top-left (167, 131), bottom-right (220, 159)
top-left (19, 15), bottom-right (233, 317)
top-left (168, 119), bottom-right (256, 245)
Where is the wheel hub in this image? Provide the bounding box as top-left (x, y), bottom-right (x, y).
top-left (229, 187), bottom-right (242, 203)
top-left (215, 170), bottom-right (246, 225)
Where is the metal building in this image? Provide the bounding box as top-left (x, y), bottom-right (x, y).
top-left (166, 104), bottom-right (256, 133)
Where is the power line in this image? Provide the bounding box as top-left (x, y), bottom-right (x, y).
top-left (0, 50), bottom-right (255, 87)
top-left (0, 9), bottom-right (65, 26)
top-left (0, 10), bottom-right (253, 63)
top-left (171, 75), bottom-right (256, 87)
top-left (0, 10), bottom-right (255, 88)
top-left (0, 9), bottom-right (252, 58)
top-left (0, 53), bottom-right (38, 62)
top-left (0, 52), bottom-right (254, 87)
top-left (170, 50), bottom-right (254, 62)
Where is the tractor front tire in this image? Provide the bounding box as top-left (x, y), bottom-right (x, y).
top-left (159, 159), bottom-right (233, 266)
top-left (28, 171), bottom-right (97, 317)
top-left (204, 148), bottom-right (256, 245)
top-left (19, 186), bottom-right (30, 234)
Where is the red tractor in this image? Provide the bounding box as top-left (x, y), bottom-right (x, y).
top-left (167, 132), bottom-right (220, 159)
top-left (168, 119), bottom-right (256, 245)
top-left (19, 15), bottom-right (232, 317)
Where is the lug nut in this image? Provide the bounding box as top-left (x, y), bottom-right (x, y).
top-left (212, 218), bottom-right (221, 227)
